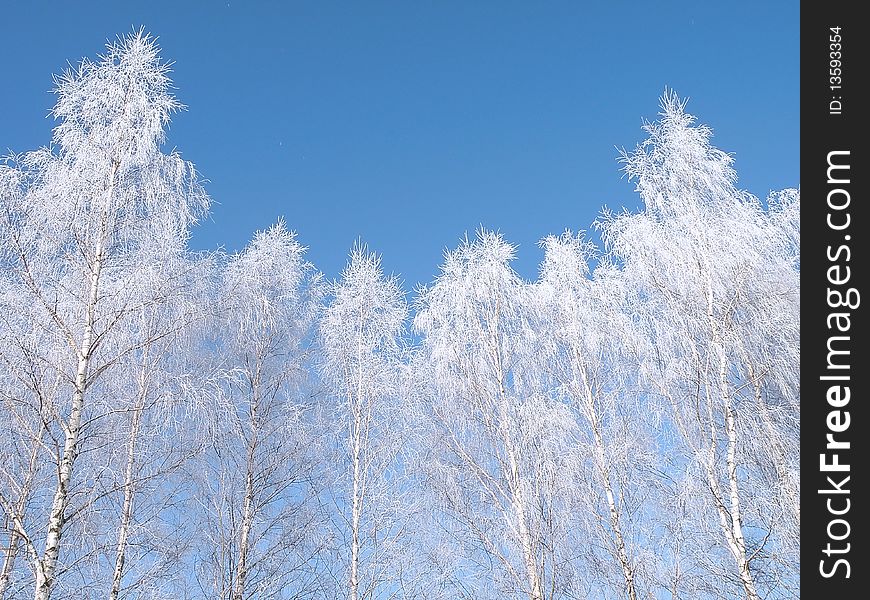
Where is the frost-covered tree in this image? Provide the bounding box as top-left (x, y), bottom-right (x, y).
top-left (598, 91), bottom-right (800, 599)
top-left (318, 245), bottom-right (414, 600)
top-left (0, 163), bottom-right (51, 596)
top-left (195, 221), bottom-right (323, 600)
top-left (100, 254), bottom-right (213, 600)
top-left (414, 231), bottom-right (577, 600)
top-left (535, 231), bottom-right (657, 600)
top-left (0, 31), bottom-right (208, 600)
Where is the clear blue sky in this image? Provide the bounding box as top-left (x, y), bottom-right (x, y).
top-left (1, 1), bottom-right (798, 287)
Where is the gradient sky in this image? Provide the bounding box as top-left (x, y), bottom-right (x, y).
top-left (1, 1), bottom-right (799, 288)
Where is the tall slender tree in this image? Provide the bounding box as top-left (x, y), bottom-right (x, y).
top-left (598, 91), bottom-right (800, 599)
top-left (414, 231), bottom-right (576, 600)
top-left (102, 254), bottom-right (213, 600)
top-left (319, 245), bottom-right (412, 600)
top-left (0, 31), bottom-right (209, 600)
top-left (196, 221), bottom-right (323, 600)
top-left (535, 231), bottom-right (656, 600)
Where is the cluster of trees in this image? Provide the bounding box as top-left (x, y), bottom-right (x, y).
top-left (0, 33), bottom-right (799, 600)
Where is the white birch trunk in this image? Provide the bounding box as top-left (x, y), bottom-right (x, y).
top-left (702, 275), bottom-right (759, 600)
top-left (349, 342), bottom-right (366, 600)
top-left (233, 373), bottom-right (261, 600)
top-left (510, 482), bottom-right (543, 600)
top-left (576, 353), bottom-right (637, 600)
top-left (35, 244), bottom-right (104, 600)
top-left (724, 401), bottom-right (760, 600)
top-left (108, 359), bottom-right (148, 600)
top-left (492, 320), bottom-right (542, 600)
top-left (35, 161), bottom-right (115, 600)
top-left (500, 419), bottom-right (541, 600)
top-left (349, 417), bottom-right (362, 600)
top-left (232, 468), bottom-right (255, 600)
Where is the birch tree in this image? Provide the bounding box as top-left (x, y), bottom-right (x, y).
top-left (99, 254), bottom-right (213, 600)
top-left (319, 245), bottom-right (412, 600)
top-left (413, 231), bottom-right (577, 600)
top-left (0, 31), bottom-right (209, 600)
top-left (598, 91), bottom-right (800, 599)
top-left (535, 231), bottom-right (657, 600)
top-left (195, 221), bottom-right (323, 600)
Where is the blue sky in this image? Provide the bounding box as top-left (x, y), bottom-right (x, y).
top-left (1, 1), bottom-right (798, 288)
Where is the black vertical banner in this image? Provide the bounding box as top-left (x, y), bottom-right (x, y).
top-left (802, 3), bottom-right (868, 597)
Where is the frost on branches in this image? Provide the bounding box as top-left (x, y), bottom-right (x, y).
top-left (0, 35), bottom-right (799, 600)
top-left (0, 31), bottom-right (208, 600)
